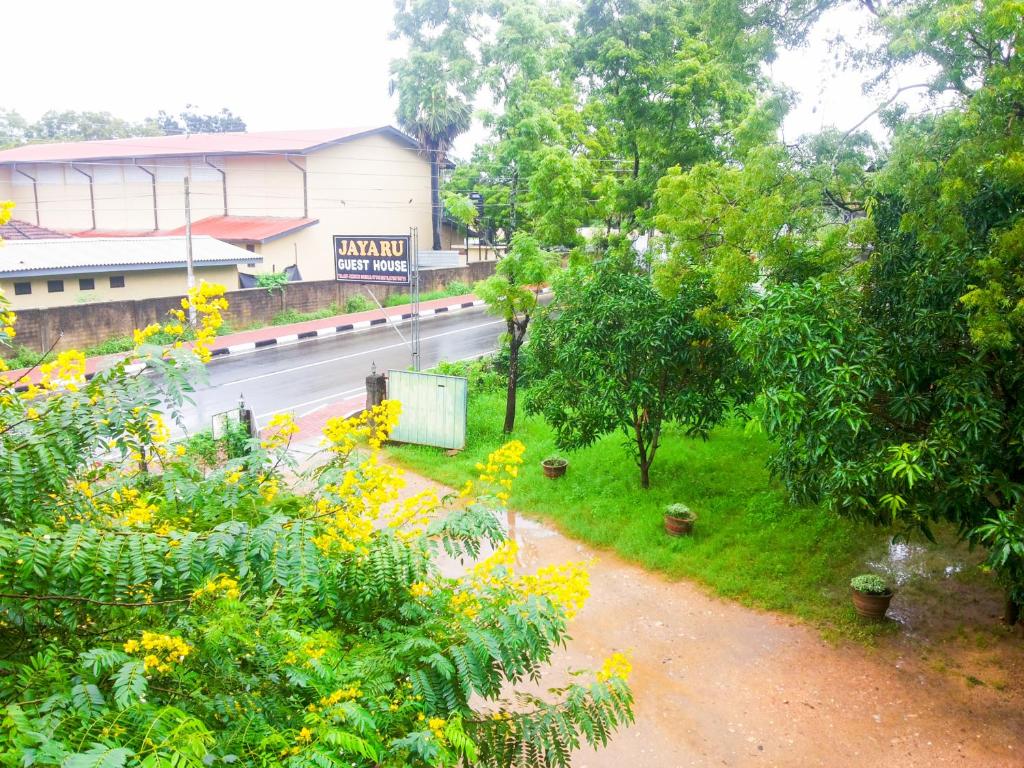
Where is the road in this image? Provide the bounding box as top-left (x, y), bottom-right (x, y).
top-left (178, 306), bottom-right (505, 433)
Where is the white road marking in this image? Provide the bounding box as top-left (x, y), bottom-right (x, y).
top-left (254, 386), bottom-right (366, 421)
top-left (218, 319), bottom-right (505, 387)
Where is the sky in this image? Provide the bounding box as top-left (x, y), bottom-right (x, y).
top-left (2, 0), bottom-right (932, 158)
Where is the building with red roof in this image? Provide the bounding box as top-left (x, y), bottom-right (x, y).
top-left (0, 126), bottom-right (458, 301)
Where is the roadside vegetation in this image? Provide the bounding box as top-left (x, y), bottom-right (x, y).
top-left (0, 270), bottom-right (633, 766)
top-left (392, 387), bottom-right (885, 634)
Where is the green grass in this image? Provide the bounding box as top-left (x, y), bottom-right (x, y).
top-left (391, 391), bottom-right (889, 636)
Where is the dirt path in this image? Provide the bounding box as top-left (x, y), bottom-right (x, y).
top-left (393, 468), bottom-right (1024, 768)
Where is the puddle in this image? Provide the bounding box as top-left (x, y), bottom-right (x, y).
top-left (865, 538), bottom-right (967, 588)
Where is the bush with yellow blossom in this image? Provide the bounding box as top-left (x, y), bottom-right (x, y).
top-left (0, 271), bottom-right (632, 768)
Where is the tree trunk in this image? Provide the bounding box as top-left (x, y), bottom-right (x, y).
top-left (1005, 595), bottom-right (1021, 626)
top-left (634, 414), bottom-right (650, 489)
top-left (430, 152), bottom-right (442, 251)
top-left (503, 328), bottom-right (521, 434)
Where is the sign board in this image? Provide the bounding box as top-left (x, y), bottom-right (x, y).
top-left (387, 369), bottom-right (468, 449)
top-left (334, 235), bottom-right (411, 284)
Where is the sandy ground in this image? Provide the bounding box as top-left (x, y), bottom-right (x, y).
top-left (390, 467), bottom-right (1024, 768)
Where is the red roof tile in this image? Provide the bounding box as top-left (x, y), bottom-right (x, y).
top-left (163, 216), bottom-right (318, 244)
top-left (0, 219), bottom-right (71, 240)
top-left (0, 126), bottom-right (418, 163)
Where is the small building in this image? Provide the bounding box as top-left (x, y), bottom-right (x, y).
top-left (0, 126), bottom-right (463, 284)
top-left (0, 236), bottom-right (260, 309)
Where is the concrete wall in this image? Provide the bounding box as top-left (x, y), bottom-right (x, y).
top-left (0, 264), bottom-right (240, 310)
top-left (7, 261), bottom-right (496, 354)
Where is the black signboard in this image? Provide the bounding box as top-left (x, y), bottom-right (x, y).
top-left (334, 235), bottom-right (411, 284)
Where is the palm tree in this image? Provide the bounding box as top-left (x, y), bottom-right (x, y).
top-left (391, 52), bottom-right (473, 251)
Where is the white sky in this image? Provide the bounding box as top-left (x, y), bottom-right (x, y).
top-left (2, 0), bottom-right (931, 158)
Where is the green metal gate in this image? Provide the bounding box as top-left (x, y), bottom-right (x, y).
top-left (387, 369), bottom-right (468, 449)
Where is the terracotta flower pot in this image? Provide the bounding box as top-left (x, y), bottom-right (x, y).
top-left (542, 458), bottom-right (568, 479)
top-left (850, 588), bottom-right (894, 619)
top-left (664, 511), bottom-right (696, 537)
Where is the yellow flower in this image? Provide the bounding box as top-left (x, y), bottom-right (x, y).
top-left (409, 581), bottom-right (431, 598)
top-left (261, 412), bottom-right (299, 450)
top-left (296, 727), bottom-right (314, 744)
top-left (597, 651), bottom-right (632, 683)
top-left (124, 631), bottom-right (192, 673)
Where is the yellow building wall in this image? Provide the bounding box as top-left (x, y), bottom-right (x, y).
top-left (0, 265), bottom-right (240, 310)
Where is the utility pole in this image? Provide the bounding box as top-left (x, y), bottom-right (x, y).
top-left (410, 227), bottom-right (421, 371)
top-left (184, 175), bottom-right (197, 326)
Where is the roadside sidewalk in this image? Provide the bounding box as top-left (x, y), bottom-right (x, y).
top-left (6, 291), bottom-right (489, 386)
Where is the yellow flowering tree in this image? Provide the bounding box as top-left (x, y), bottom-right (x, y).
top-left (0, 291), bottom-right (633, 767)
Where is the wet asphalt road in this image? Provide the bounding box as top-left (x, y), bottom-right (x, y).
top-left (178, 306), bottom-right (505, 433)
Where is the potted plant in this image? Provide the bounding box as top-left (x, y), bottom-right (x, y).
top-left (541, 456), bottom-right (568, 479)
top-left (849, 574), bottom-right (894, 619)
top-left (663, 503), bottom-right (697, 537)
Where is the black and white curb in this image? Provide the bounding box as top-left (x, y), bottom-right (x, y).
top-left (210, 298), bottom-right (490, 358)
top-left (11, 290), bottom-right (551, 390)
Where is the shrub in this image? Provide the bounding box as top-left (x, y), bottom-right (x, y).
top-left (665, 503), bottom-right (696, 521)
top-left (444, 280), bottom-right (471, 296)
top-left (0, 284), bottom-right (634, 767)
top-left (433, 357), bottom-right (505, 393)
top-left (850, 574), bottom-right (890, 595)
top-left (345, 294), bottom-right (375, 313)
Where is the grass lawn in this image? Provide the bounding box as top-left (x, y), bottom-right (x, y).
top-left (391, 390), bottom-right (890, 637)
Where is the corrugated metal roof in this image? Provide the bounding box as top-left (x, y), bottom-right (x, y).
top-left (0, 126), bottom-right (419, 164)
top-left (0, 219), bottom-right (71, 240)
top-left (0, 236), bottom-right (261, 277)
top-left (162, 215), bottom-right (319, 244)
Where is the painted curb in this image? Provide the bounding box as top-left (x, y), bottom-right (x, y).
top-left (207, 298), bottom-right (492, 360)
top-left (11, 288), bottom-right (551, 390)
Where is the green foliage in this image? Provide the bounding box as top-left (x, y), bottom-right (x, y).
top-left (256, 271), bottom-right (290, 294)
top-left (345, 295), bottom-right (375, 314)
top-left (727, 0), bottom-right (1024, 608)
top-left (970, 511), bottom-right (1024, 609)
top-left (393, 392), bottom-right (886, 633)
top-left (665, 503), bottom-right (695, 521)
top-left (181, 429), bottom-right (219, 466)
top-left (529, 258), bottom-right (748, 488)
top-left (0, 289), bottom-right (632, 766)
top-left (432, 357), bottom-right (505, 394)
top-left (850, 574), bottom-right (890, 595)
top-left (0, 105), bottom-right (245, 147)
top-left (390, 1), bottom-right (481, 250)
top-left (443, 192), bottom-right (479, 229)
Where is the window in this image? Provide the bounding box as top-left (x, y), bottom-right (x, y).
top-left (79, 278), bottom-right (95, 291)
top-left (13, 282), bottom-right (31, 296)
top-left (109, 275), bottom-right (125, 288)
top-left (47, 280), bottom-right (64, 293)
top-left (247, 262), bottom-right (257, 268)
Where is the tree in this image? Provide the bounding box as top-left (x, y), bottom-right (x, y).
top-left (390, 1), bottom-right (482, 250)
top-left (0, 285), bottom-right (634, 767)
top-left (729, 0), bottom-right (1024, 621)
top-left (149, 104), bottom-right (247, 134)
top-left (24, 109), bottom-right (154, 142)
top-left (0, 106), bottom-right (246, 147)
top-left (0, 109), bottom-right (27, 148)
top-left (476, 233), bottom-right (555, 433)
top-left (528, 256), bottom-right (746, 488)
